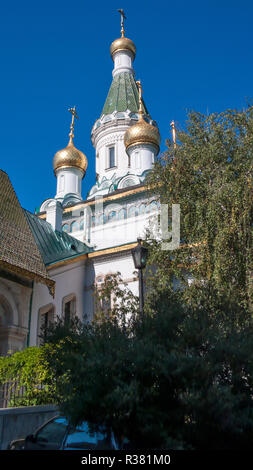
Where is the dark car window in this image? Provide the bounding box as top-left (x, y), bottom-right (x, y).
top-left (36, 417), bottom-right (68, 448)
top-left (64, 422), bottom-right (98, 449)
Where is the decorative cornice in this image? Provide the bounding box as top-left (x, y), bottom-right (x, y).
top-left (47, 253), bottom-right (88, 270)
top-left (87, 241), bottom-right (137, 259)
top-left (0, 260), bottom-right (55, 297)
top-left (39, 185), bottom-right (148, 218)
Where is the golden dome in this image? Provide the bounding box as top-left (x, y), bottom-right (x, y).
top-left (53, 136), bottom-right (88, 177)
top-left (110, 37), bottom-right (136, 60)
top-left (124, 117), bottom-right (161, 154)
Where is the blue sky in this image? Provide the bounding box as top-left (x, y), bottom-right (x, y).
top-left (1, 0), bottom-right (253, 212)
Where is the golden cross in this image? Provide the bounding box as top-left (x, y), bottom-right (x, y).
top-left (68, 106), bottom-right (79, 138)
top-left (118, 9), bottom-right (126, 37)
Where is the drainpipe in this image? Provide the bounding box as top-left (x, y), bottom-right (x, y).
top-left (26, 281), bottom-right (34, 348)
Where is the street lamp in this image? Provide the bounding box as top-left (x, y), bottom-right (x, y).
top-left (131, 238), bottom-right (148, 319)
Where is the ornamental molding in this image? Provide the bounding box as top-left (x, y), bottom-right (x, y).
top-left (96, 132), bottom-right (126, 152)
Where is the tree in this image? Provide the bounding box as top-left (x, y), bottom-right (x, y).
top-left (45, 107), bottom-right (253, 449)
top-left (147, 107), bottom-right (252, 308)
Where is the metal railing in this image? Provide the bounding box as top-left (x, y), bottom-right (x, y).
top-left (0, 380), bottom-right (56, 408)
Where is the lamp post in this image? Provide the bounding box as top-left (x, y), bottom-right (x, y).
top-left (131, 238), bottom-right (148, 319)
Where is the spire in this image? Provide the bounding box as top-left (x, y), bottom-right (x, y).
top-left (110, 9), bottom-right (136, 66)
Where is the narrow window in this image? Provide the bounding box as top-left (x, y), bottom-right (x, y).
top-left (59, 174), bottom-right (65, 191)
top-left (37, 308), bottom-right (54, 345)
top-left (64, 301), bottom-right (71, 326)
top-left (109, 147), bottom-right (115, 168)
top-left (64, 297), bottom-right (76, 325)
top-left (135, 151), bottom-right (140, 169)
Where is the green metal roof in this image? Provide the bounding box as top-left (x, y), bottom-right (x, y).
top-left (25, 210), bottom-right (92, 266)
top-left (101, 72), bottom-right (149, 116)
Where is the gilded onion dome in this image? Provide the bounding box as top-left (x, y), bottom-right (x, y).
top-left (110, 9), bottom-right (136, 60)
top-left (110, 37), bottom-right (136, 60)
top-left (124, 81), bottom-right (161, 154)
top-left (53, 107), bottom-right (88, 178)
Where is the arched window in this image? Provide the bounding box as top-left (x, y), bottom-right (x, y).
top-left (62, 294), bottom-right (76, 326)
top-left (62, 224), bottom-right (69, 233)
top-left (139, 204), bottom-right (146, 215)
top-left (108, 211), bottom-right (117, 222)
top-left (129, 206), bottom-right (138, 217)
top-left (59, 174), bottom-right (65, 191)
top-left (70, 221), bottom-right (79, 233)
top-left (118, 208), bottom-right (127, 220)
top-left (0, 296), bottom-right (13, 327)
top-left (150, 201), bottom-right (158, 211)
top-left (37, 305), bottom-right (55, 346)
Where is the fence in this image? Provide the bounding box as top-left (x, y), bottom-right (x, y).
top-left (0, 380), bottom-right (56, 409)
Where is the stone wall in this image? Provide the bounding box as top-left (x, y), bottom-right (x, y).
top-left (0, 404), bottom-right (58, 450)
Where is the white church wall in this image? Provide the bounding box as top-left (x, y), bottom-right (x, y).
top-left (84, 251), bottom-right (139, 319)
top-left (29, 259), bottom-right (86, 347)
top-left (55, 167), bottom-right (83, 201)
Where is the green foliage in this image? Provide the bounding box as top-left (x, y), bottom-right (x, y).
top-left (0, 346), bottom-right (57, 406)
top-left (147, 107), bottom-right (253, 307)
top-left (45, 281), bottom-right (253, 449)
top-left (43, 107), bottom-right (253, 449)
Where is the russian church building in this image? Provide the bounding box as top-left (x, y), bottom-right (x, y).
top-left (0, 16), bottom-right (161, 353)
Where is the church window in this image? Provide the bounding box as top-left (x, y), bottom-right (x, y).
top-left (62, 223), bottom-right (69, 233)
top-left (121, 177), bottom-right (136, 188)
top-left (70, 221), bottom-right (79, 232)
top-left (80, 219), bottom-right (84, 230)
top-left (134, 151), bottom-right (140, 169)
top-left (118, 208), bottom-right (127, 220)
top-left (150, 201), bottom-right (158, 211)
top-left (59, 175), bottom-right (65, 191)
top-left (128, 206), bottom-right (138, 217)
top-left (108, 147), bottom-right (115, 168)
top-left (139, 204), bottom-right (146, 215)
top-left (63, 295), bottom-right (76, 326)
top-left (108, 211), bottom-right (117, 222)
top-left (37, 306), bottom-right (54, 346)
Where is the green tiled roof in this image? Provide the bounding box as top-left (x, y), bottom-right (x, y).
top-left (25, 211), bottom-right (92, 266)
top-left (101, 72), bottom-right (149, 116)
